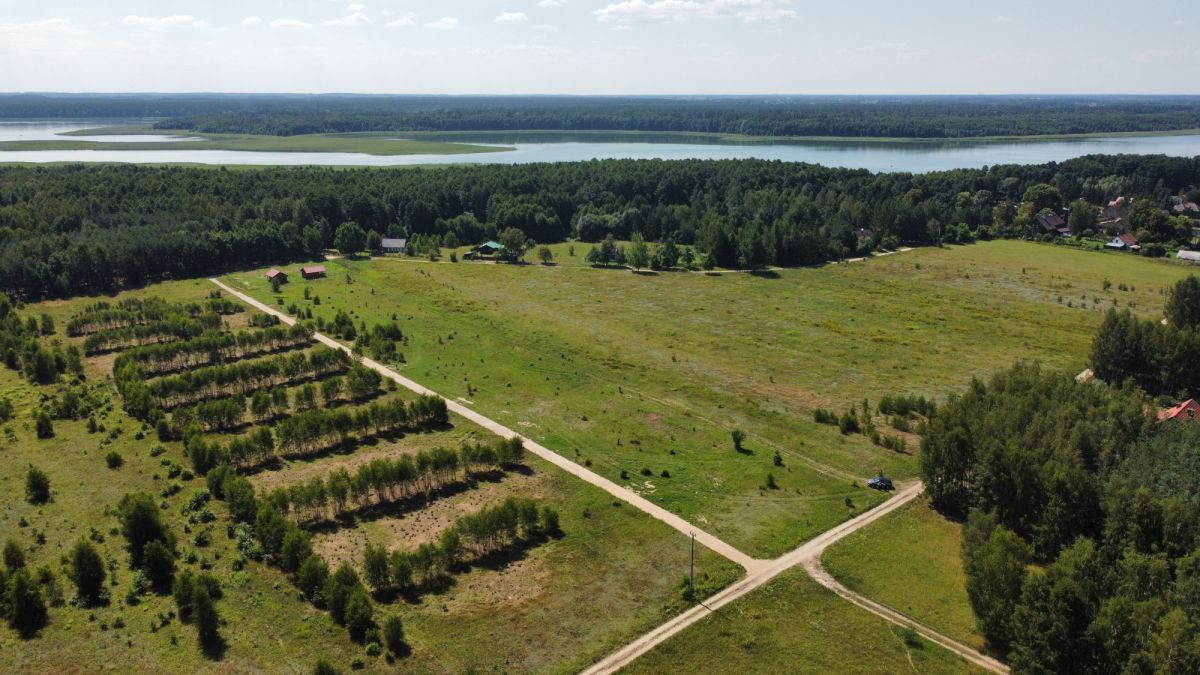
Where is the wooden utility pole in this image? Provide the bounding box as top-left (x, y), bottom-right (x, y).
top-left (689, 531), bottom-right (695, 600)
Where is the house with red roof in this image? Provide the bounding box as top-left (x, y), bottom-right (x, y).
top-left (1158, 399), bottom-right (1200, 422)
top-left (266, 268), bottom-right (288, 284)
top-left (301, 265), bottom-right (326, 280)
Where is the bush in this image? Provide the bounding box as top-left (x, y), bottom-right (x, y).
top-left (344, 588), bottom-right (374, 643)
top-left (25, 466), bottom-right (50, 504)
top-left (6, 568), bottom-right (47, 635)
top-left (313, 659), bottom-right (341, 675)
top-left (34, 412), bottom-right (53, 439)
top-left (142, 540), bottom-right (175, 592)
top-left (4, 538), bottom-right (26, 571)
top-left (193, 584), bottom-right (220, 651)
top-left (838, 412), bottom-right (860, 435)
top-left (730, 428), bottom-right (746, 452)
top-left (68, 539), bottom-right (107, 603)
top-left (105, 451), bottom-right (124, 469)
top-left (382, 615), bottom-right (405, 655)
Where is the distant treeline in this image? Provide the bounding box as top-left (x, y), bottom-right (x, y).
top-left (1, 154), bottom-right (1198, 297)
top-left (4, 94), bottom-right (1200, 138)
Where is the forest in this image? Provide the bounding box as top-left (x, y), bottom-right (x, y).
top-left (1, 153), bottom-right (1198, 298)
top-left (4, 93), bottom-right (1199, 138)
top-left (921, 276), bottom-right (1200, 672)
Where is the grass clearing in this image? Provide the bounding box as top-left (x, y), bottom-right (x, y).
top-left (624, 567), bottom-right (987, 674)
top-left (226, 239), bottom-right (1189, 558)
top-left (823, 498), bottom-right (983, 651)
top-left (0, 127), bottom-right (512, 156)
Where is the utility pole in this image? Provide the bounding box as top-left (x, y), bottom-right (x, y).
top-left (689, 531), bottom-right (696, 601)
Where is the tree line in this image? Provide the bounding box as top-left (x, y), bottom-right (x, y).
top-left (82, 312), bottom-right (224, 355)
top-left (270, 437), bottom-right (525, 524)
top-left (182, 393), bottom-right (449, 473)
top-left (111, 323), bottom-right (313, 376)
top-left (67, 295), bottom-right (241, 337)
top-left (361, 496), bottom-right (559, 597)
top-left (2, 155), bottom-right (1198, 296)
top-left (922, 365), bottom-right (1200, 669)
top-left (1091, 276), bottom-right (1200, 397)
top-left (117, 346), bottom-right (351, 417)
top-left (0, 291), bottom-right (82, 385)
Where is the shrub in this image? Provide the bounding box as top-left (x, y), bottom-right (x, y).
top-left (105, 451), bottom-right (124, 469)
top-left (766, 473), bottom-right (779, 489)
top-left (4, 538), bottom-right (26, 571)
top-left (25, 466), bottom-right (50, 504)
top-left (838, 412), bottom-right (860, 435)
top-left (382, 615), bottom-right (405, 655)
top-left (68, 539), bottom-right (107, 603)
top-left (6, 568), bottom-right (47, 635)
top-left (730, 428), bottom-right (746, 452)
top-left (344, 587), bottom-right (374, 643)
top-left (35, 412), bottom-right (53, 439)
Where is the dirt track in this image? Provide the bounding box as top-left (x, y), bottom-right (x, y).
top-left (210, 277), bottom-right (1005, 674)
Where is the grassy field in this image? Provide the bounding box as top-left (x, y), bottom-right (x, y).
top-left (624, 567), bottom-right (987, 674)
top-left (0, 127), bottom-right (511, 156)
top-left (823, 498), bottom-right (983, 651)
top-left (225, 239), bottom-right (1190, 558)
top-left (1, 280), bottom-right (740, 673)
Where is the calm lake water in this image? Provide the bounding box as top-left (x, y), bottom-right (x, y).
top-left (2, 121), bottom-right (1200, 173)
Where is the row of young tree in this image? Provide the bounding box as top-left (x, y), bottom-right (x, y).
top-left (1091, 276), bottom-right (1200, 397)
top-left (2, 155), bottom-right (1197, 296)
top-left (111, 323), bottom-right (313, 376)
top-left (273, 394), bottom-right (449, 459)
top-left (66, 295), bottom-right (241, 337)
top-left (922, 360), bottom-right (1200, 670)
top-left (270, 437), bottom-right (525, 524)
top-left (117, 346), bottom-right (351, 416)
top-left (360, 497), bottom-right (560, 597)
top-left (82, 312), bottom-right (223, 355)
top-left (168, 364), bottom-right (382, 435)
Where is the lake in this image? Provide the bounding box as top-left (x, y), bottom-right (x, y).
top-left (2, 121), bottom-right (1199, 173)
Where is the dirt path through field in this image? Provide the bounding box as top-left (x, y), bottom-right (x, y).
top-left (210, 277), bottom-right (759, 571)
top-left (211, 277), bottom-right (1004, 674)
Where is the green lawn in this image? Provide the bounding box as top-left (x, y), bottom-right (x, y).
top-left (0, 127), bottom-right (511, 156)
top-left (823, 499), bottom-right (984, 651)
top-left (624, 567), bottom-right (987, 674)
top-left (0, 281), bottom-right (739, 674)
top-left (225, 240), bottom-right (1189, 558)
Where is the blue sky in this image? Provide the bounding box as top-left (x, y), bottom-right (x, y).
top-left (0, 1), bottom-right (1196, 94)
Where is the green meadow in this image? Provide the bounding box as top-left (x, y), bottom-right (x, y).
top-left (224, 240), bottom-right (1190, 559)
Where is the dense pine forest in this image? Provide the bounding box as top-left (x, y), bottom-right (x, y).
top-left (921, 276), bottom-right (1200, 672)
top-left (4, 94), bottom-right (1200, 138)
top-left (1, 154), bottom-right (1197, 298)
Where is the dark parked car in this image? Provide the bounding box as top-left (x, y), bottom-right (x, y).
top-left (867, 476), bottom-right (894, 491)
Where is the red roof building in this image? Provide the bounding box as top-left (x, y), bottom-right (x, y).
top-left (301, 265), bottom-right (327, 280)
top-left (266, 268), bottom-right (288, 283)
top-left (1158, 399), bottom-right (1200, 422)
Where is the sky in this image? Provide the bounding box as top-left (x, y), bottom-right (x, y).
top-left (0, 1), bottom-right (1197, 94)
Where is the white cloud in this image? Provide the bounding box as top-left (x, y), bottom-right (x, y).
top-left (426, 16), bottom-right (460, 30)
top-left (495, 12), bottom-right (529, 24)
top-left (347, 3), bottom-right (366, 11)
top-left (121, 15), bottom-right (205, 30)
top-left (323, 12), bottom-right (372, 27)
top-left (538, 0), bottom-right (567, 6)
top-left (594, 0), bottom-right (796, 23)
top-left (269, 18), bottom-right (312, 29)
top-left (242, 16), bottom-right (262, 26)
top-left (0, 18), bottom-right (73, 33)
top-left (385, 12), bottom-right (416, 27)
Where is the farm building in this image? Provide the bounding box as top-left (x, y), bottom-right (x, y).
top-left (465, 241), bottom-right (506, 259)
top-left (1036, 212), bottom-right (1070, 236)
top-left (265, 268), bottom-right (288, 284)
top-left (1158, 399), bottom-right (1200, 422)
top-left (1105, 233), bottom-right (1139, 251)
top-left (301, 265), bottom-right (326, 280)
top-left (382, 238), bottom-right (408, 254)
top-left (1178, 250), bottom-right (1200, 264)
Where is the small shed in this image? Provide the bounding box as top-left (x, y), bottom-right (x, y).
top-left (1178, 250), bottom-right (1200, 264)
top-left (382, 238), bottom-right (407, 254)
top-left (301, 265), bottom-right (327, 280)
top-left (266, 268), bottom-right (288, 284)
top-left (1158, 399), bottom-right (1200, 422)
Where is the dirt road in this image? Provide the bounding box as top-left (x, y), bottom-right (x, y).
top-left (209, 278), bottom-right (759, 571)
top-left (211, 277), bottom-right (1004, 674)
top-left (581, 481), bottom-right (1006, 674)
